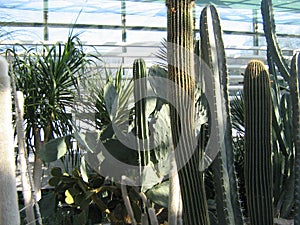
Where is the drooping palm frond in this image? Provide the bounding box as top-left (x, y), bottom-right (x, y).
top-left (154, 38), bottom-right (168, 70)
top-left (230, 92), bottom-right (244, 135)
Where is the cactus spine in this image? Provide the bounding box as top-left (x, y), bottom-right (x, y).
top-left (166, 0), bottom-right (210, 224)
top-left (244, 60), bottom-right (273, 225)
top-left (199, 5), bottom-right (244, 225)
top-left (0, 56), bottom-right (20, 225)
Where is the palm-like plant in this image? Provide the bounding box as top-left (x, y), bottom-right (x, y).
top-left (7, 34), bottom-right (101, 201)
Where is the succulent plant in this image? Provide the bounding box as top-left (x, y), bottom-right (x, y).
top-left (243, 60), bottom-right (273, 225)
top-left (166, 0), bottom-right (210, 224)
top-left (0, 56), bottom-right (20, 225)
top-left (199, 4), bottom-right (244, 225)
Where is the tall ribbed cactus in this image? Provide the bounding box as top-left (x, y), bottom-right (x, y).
top-left (166, 0), bottom-right (210, 224)
top-left (133, 58), bottom-right (160, 225)
top-left (261, 0), bottom-right (300, 222)
top-left (133, 58), bottom-right (150, 178)
top-left (290, 53), bottom-right (300, 224)
top-left (0, 56), bottom-right (20, 225)
top-left (199, 5), bottom-right (244, 225)
top-left (261, 0), bottom-right (290, 81)
top-left (244, 60), bottom-right (273, 225)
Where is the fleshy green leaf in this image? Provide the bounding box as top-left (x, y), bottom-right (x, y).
top-left (39, 136), bottom-right (71, 162)
top-left (104, 82), bottom-right (117, 117)
top-left (141, 162), bottom-right (162, 192)
top-left (50, 167), bottom-right (63, 177)
top-left (146, 180), bottom-right (169, 208)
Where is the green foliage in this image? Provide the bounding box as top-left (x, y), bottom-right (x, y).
top-left (45, 165), bottom-right (169, 225)
top-left (146, 181), bottom-right (169, 208)
top-left (39, 135), bottom-right (72, 162)
top-left (7, 34), bottom-right (100, 171)
top-left (10, 1), bottom-right (298, 224)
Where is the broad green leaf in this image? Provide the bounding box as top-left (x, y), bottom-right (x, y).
top-left (104, 82), bottom-right (117, 117)
top-left (141, 162), bottom-right (162, 192)
top-left (149, 104), bottom-right (171, 177)
top-left (102, 139), bottom-right (138, 166)
top-left (145, 97), bottom-right (157, 119)
top-left (146, 180), bottom-right (169, 208)
top-left (74, 131), bottom-right (101, 153)
top-left (39, 136), bottom-right (71, 162)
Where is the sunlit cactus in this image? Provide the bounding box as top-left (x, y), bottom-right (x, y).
top-left (0, 56), bottom-right (20, 225)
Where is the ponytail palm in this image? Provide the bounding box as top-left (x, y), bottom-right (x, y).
top-left (8, 34), bottom-right (100, 199)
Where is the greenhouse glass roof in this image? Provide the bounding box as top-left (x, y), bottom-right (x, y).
top-left (1, 0), bottom-right (300, 12)
top-left (0, 0), bottom-right (299, 24)
top-left (0, 0), bottom-right (299, 93)
top-left (0, 0), bottom-right (299, 44)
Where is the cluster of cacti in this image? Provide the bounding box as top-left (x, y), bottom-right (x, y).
top-left (9, 0), bottom-right (298, 224)
top-left (243, 60), bottom-right (273, 225)
top-left (199, 5), bottom-right (244, 225)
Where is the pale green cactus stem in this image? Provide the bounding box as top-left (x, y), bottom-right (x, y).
top-left (166, 0), bottom-right (210, 224)
top-left (0, 56), bottom-right (20, 225)
top-left (133, 58), bottom-right (150, 177)
top-left (199, 5), bottom-right (244, 225)
top-left (244, 60), bottom-right (273, 225)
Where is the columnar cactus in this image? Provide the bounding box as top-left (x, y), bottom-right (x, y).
top-left (261, 0), bottom-right (290, 81)
top-left (290, 53), bottom-right (300, 224)
top-left (244, 60), bottom-right (273, 225)
top-left (166, 0), bottom-right (210, 224)
top-left (199, 5), bottom-right (244, 225)
top-left (262, 0), bottom-right (300, 221)
top-left (133, 58), bottom-right (150, 178)
top-left (0, 56), bottom-right (20, 225)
